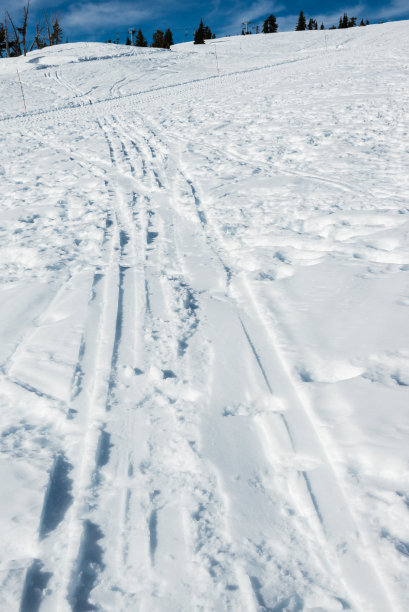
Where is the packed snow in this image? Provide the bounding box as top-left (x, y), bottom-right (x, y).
top-left (1, 21), bottom-right (409, 612)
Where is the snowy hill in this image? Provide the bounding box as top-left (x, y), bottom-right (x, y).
top-left (1, 21), bottom-right (409, 611)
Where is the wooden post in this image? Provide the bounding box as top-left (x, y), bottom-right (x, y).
top-left (213, 44), bottom-right (220, 78)
top-left (17, 70), bottom-right (27, 113)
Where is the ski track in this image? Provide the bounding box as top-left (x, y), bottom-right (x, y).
top-left (1, 26), bottom-right (408, 611)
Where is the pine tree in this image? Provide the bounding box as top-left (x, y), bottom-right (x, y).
top-left (295, 11), bottom-right (306, 31)
top-left (262, 14), bottom-right (278, 33)
top-left (338, 13), bottom-right (357, 29)
top-left (339, 13), bottom-right (349, 28)
top-left (307, 18), bottom-right (318, 30)
top-left (194, 18), bottom-right (205, 44)
top-left (320, 23), bottom-right (325, 30)
top-left (126, 35), bottom-right (131, 45)
top-left (50, 17), bottom-right (63, 45)
top-left (135, 28), bottom-right (147, 47)
top-left (163, 28), bottom-right (174, 49)
top-left (203, 25), bottom-right (212, 40)
top-left (152, 30), bottom-right (164, 48)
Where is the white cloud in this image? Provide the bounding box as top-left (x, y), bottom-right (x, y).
top-left (375, 0), bottom-right (409, 19)
top-left (63, 1), bottom-right (154, 31)
top-left (221, 0), bottom-right (284, 34)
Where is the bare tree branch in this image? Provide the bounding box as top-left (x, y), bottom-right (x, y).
top-left (22, 0), bottom-right (30, 56)
top-left (4, 16), bottom-right (11, 58)
top-left (6, 11), bottom-right (21, 55)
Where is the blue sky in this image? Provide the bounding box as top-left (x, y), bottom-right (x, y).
top-left (1, 0), bottom-right (408, 44)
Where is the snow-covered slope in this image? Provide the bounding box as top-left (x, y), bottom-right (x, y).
top-left (1, 22), bottom-right (409, 611)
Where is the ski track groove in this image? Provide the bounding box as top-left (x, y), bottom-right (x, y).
top-left (104, 113), bottom-right (255, 609)
top-left (0, 51), bottom-right (317, 129)
top-left (2, 42), bottom-right (402, 607)
top-left (18, 112), bottom-right (127, 610)
top-left (169, 125), bottom-right (395, 611)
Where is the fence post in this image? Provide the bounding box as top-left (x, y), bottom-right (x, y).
top-left (17, 70), bottom-right (27, 113)
top-left (213, 44), bottom-right (220, 78)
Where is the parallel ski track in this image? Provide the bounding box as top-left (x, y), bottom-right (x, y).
top-left (0, 53), bottom-right (315, 127)
top-left (4, 48), bottom-right (398, 609)
top-left (159, 118), bottom-right (396, 611)
top-left (91, 112), bottom-right (255, 610)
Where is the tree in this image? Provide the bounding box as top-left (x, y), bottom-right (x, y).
top-left (203, 25), bottom-right (212, 39)
top-left (194, 18), bottom-right (205, 44)
top-left (339, 13), bottom-right (357, 28)
top-left (3, 17), bottom-right (11, 57)
top-left (50, 17), bottom-right (63, 45)
top-left (5, 11), bottom-right (22, 56)
top-left (0, 23), bottom-right (5, 57)
top-left (295, 11), bottom-right (306, 31)
top-left (163, 28), bottom-right (173, 48)
top-left (44, 11), bottom-right (63, 46)
top-left (152, 29), bottom-right (164, 48)
top-left (262, 14), bottom-right (278, 33)
top-left (126, 35), bottom-right (131, 45)
top-left (320, 23), bottom-right (325, 30)
top-left (135, 28), bottom-right (147, 47)
top-left (32, 22), bottom-right (46, 50)
top-left (307, 18), bottom-right (318, 30)
top-left (1, 1), bottom-right (53, 57)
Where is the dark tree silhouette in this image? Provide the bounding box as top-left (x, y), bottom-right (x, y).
top-left (262, 14), bottom-right (278, 33)
top-left (295, 11), bottom-right (306, 31)
top-left (194, 19), bottom-right (205, 44)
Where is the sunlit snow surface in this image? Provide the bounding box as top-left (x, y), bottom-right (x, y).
top-left (1, 22), bottom-right (409, 611)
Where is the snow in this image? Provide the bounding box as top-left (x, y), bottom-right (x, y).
top-left (1, 21), bottom-right (409, 611)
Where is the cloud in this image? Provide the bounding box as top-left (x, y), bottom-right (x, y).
top-left (0, 0), bottom-right (67, 14)
top-left (220, 0), bottom-right (284, 34)
top-left (375, 0), bottom-right (409, 19)
top-left (62, 1), bottom-right (155, 32)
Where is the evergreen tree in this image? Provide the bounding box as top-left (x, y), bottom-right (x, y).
top-left (194, 18), bottom-right (205, 44)
top-left (152, 29), bottom-right (164, 48)
top-left (50, 17), bottom-right (63, 45)
top-left (126, 35), bottom-right (131, 45)
top-left (163, 28), bottom-right (174, 49)
top-left (320, 23), bottom-right (325, 30)
top-left (339, 13), bottom-right (357, 28)
top-left (262, 14), bottom-right (278, 33)
top-left (295, 11), bottom-right (306, 31)
top-left (203, 25), bottom-right (212, 39)
top-left (135, 28), bottom-right (147, 47)
top-left (307, 18), bottom-right (318, 30)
